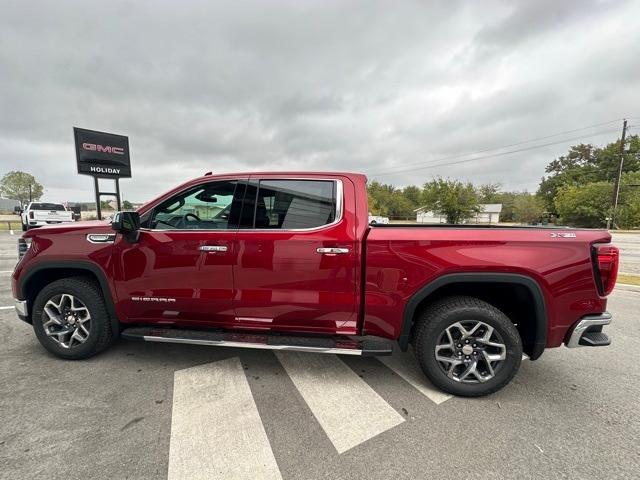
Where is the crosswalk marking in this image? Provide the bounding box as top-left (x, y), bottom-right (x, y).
top-left (168, 357), bottom-right (282, 480)
top-left (379, 350), bottom-right (452, 405)
top-left (275, 352), bottom-right (405, 454)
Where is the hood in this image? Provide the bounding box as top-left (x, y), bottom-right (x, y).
top-left (23, 219), bottom-right (112, 237)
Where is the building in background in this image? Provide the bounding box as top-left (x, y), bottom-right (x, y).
top-left (415, 203), bottom-right (502, 224)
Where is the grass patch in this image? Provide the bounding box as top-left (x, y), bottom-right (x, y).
top-left (0, 221), bottom-right (21, 231)
top-left (617, 273), bottom-right (640, 286)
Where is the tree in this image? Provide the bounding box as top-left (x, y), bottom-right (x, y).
top-left (122, 200), bottom-right (134, 210)
top-left (538, 134), bottom-right (640, 211)
top-left (478, 183), bottom-right (501, 203)
top-left (513, 194), bottom-right (545, 224)
top-left (422, 178), bottom-right (481, 224)
top-left (402, 185), bottom-right (422, 209)
top-left (0, 171), bottom-right (44, 205)
top-left (367, 181), bottom-right (415, 218)
top-left (554, 181), bottom-right (612, 228)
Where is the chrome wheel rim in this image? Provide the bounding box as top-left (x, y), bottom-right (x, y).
top-left (434, 320), bottom-right (507, 383)
top-left (42, 294), bottom-right (91, 349)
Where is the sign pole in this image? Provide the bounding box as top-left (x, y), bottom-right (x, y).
top-left (115, 178), bottom-right (122, 210)
top-left (94, 177), bottom-right (102, 220)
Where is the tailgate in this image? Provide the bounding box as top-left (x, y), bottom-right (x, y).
top-left (33, 210), bottom-right (73, 222)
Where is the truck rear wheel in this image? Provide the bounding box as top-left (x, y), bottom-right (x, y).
top-left (32, 277), bottom-right (114, 360)
top-left (413, 295), bottom-right (522, 397)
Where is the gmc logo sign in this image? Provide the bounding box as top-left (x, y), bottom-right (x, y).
top-left (82, 143), bottom-right (125, 155)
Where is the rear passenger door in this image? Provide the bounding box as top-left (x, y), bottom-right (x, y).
top-left (233, 176), bottom-right (358, 334)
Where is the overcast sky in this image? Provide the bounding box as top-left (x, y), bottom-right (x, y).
top-left (1, 0), bottom-right (639, 203)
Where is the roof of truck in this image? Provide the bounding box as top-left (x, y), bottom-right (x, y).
top-left (201, 171), bottom-right (367, 180)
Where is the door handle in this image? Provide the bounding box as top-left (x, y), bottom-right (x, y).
top-left (316, 247), bottom-right (350, 255)
top-left (199, 245), bottom-right (228, 252)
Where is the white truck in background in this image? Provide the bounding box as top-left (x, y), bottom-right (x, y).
top-left (20, 202), bottom-right (74, 231)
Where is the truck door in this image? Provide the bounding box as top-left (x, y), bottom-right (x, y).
top-left (113, 177), bottom-right (246, 327)
top-left (233, 176), bottom-right (359, 334)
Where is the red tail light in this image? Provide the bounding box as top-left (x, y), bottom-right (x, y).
top-left (592, 244), bottom-right (619, 296)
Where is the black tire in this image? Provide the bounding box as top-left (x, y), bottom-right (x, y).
top-left (413, 295), bottom-right (522, 397)
top-left (21, 222), bottom-right (27, 231)
top-left (32, 276), bottom-right (114, 360)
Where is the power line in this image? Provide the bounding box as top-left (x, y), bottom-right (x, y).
top-left (370, 127), bottom-right (624, 179)
top-left (368, 118), bottom-right (625, 176)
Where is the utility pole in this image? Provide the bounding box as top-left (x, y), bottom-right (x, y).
top-left (607, 119), bottom-right (627, 230)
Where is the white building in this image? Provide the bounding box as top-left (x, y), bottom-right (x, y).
top-left (415, 203), bottom-right (502, 224)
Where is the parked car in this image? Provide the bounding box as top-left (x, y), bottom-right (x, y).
top-left (20, 202), bottom-right (74, 231)
top-left (12, 172), bottom-right (618, 396)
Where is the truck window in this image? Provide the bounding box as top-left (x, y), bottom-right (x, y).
top-left (243, 180), bottom-right (337, 230)
top-left (148, 181), bottom-right (241, 230)
top-left (30, 203), bottom-right (65, 211)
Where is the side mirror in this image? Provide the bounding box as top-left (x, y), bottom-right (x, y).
top-left (112, 211), bottom-right (140, 242)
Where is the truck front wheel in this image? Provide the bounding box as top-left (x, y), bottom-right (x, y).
top-left (32, 277), bottom-right (114, 360)
top-left (413, 295), bottom-right (522, 397)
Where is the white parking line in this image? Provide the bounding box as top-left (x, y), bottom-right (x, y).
top-left (168, 357), bottom-right (282, 480)
top-left (0, 270), bottom-right (14, 274)
top-left (0, 306), bottom-right (14, 310)
top-left (276, 352), bottom-right (404, 454)
top-left (379, 351), bottom-right (452, 405)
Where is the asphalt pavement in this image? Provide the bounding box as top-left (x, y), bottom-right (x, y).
top-left (0, 232), bottom-right (638, 480)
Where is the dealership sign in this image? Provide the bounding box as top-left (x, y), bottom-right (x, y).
top-left (74, 127), bottom-right (131, 178)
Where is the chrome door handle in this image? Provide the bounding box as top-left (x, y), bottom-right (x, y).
top-left (316, 247), bottom-right (350, 255)
top-left (199, 245), bottom-right (228, 252)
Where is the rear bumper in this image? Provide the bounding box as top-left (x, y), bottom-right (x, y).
top-left (566, 312), bottom-right (611, 348)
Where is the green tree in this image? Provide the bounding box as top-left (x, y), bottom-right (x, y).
top-left (402, 185), bottom-right (422, 209)
top-left (478, 183), bottom-right (501, 203)
top-left (367, 181), bottom-right (415, 218)
top-left (513, 193), bottom-right (545, 224)
top-left (554, 182), bottom-right (612, 227)
top-left (122, 200), bottom-right (134, 210)
top-left (538, 134), bottom-right (640, 211)
top-left (422, 178), bottom-right (481, 224)
top-left (0, 171), bottom-right (44, 205)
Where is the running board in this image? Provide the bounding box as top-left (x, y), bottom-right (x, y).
top-left (121, 327), bottom-right (393, 356)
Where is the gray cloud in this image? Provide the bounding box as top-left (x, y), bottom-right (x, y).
top-left (0, 0), bottom-right (638, 203)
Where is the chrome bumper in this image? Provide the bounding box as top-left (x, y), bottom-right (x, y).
top-left (566, 312), bottom-right (611, 348)
top-left (14, 298), bottom-right (28, 317)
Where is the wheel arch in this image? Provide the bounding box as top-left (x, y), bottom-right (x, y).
top-left (399, 273), bottom-right (547, 360)
top-left (18, 261), bottom-right (119, 332)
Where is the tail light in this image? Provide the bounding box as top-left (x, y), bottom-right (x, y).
top-left (29, 211), bottom-right (34, 219)
top-left (592, 244), bottom-right (619, 296)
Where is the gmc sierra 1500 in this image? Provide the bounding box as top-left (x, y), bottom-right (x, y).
top-left (12, 172), bottom-right (619, 396)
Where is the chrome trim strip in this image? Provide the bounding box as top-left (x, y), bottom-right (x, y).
top-left (140, 335), bottom-right (363, 355)
top-left (566, 312), bottom-right (612, 348)
top-left (140, 178), bottom-right (344, 234)
top-left (14, 298), bottom-right (28, 317)
top-left (86, 233), bottom-right (116, 244)
top-left (317, 247), bottom-right (350, 254)
top-left (199, 245), bottom-right (228, 252)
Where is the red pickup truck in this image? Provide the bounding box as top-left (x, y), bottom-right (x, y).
top-left (12, 172), bottom-right (619, 396)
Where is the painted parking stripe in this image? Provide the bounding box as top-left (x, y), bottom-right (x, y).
top-left (168, 357), bottom-right (282, 480)
top-left (0, 306), bottom-right (13, 310)
top-left (276, 352), bottom-right (404, 454)
top-left (379, 351), bottom-right (452, 405)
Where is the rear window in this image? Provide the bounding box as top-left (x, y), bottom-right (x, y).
top-left (243, 180), bottom-right (337, 229)
top-left (30, 203), bottom-right (65, 211)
